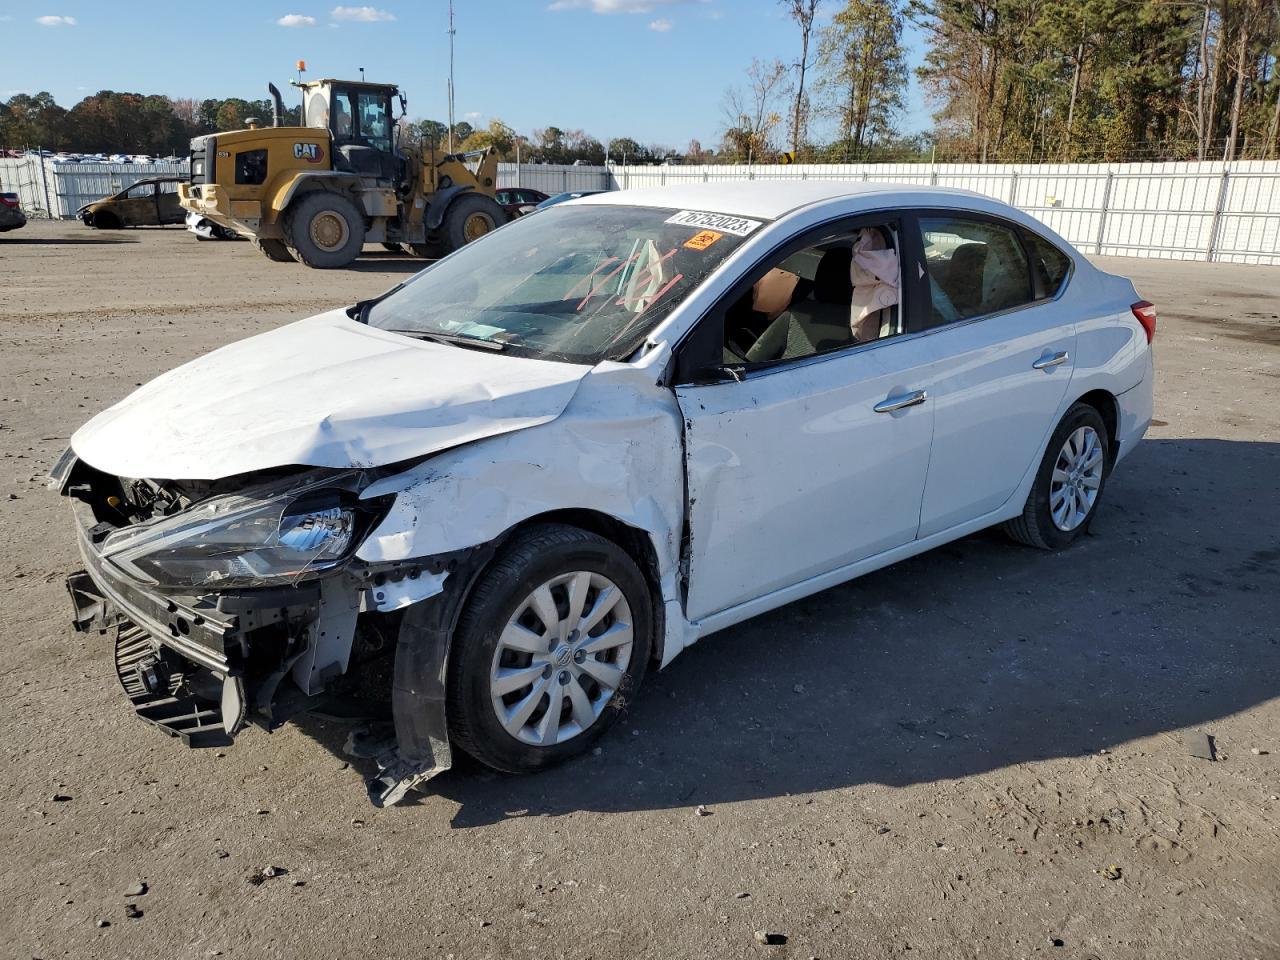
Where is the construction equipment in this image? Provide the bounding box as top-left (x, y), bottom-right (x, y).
top-left (178, 77), bottom-right (507, 268)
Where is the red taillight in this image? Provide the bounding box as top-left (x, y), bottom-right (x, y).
top-left (0, 195), bottom-right (18, 208)
top-left (1131, 301), bottom-right (1157, 343)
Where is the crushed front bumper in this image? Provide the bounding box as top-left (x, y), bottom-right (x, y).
top-left (67, 497), bottom-right (326, 747)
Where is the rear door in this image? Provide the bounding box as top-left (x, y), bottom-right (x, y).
top-left (914, 212), bottom-right (1077, 537)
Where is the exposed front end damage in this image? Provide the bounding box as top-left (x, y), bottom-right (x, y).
top-left (53, 450), bottom-right (471, 805)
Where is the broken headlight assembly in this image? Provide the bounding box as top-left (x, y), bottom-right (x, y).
top-left (97, 471), bottom-right (378, 590)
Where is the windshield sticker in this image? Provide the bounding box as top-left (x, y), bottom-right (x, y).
top-left (684, 230), bottom-right (723, 251)
top-left (665, 210), bottom-right (763, 237)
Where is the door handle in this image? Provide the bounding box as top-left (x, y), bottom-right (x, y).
top-left (874, 390), bottom-right (928, 413)
top-left (1032, 350), bottom-right (1069, 370)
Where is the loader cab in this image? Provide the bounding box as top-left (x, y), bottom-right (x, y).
top-left (298, 78), bottom-right (402, 181)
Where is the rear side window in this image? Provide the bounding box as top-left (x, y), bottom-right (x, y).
top-left (920, 216), bottom-right (1033, 325)
top-left (1024, 230), bottom-right (1072, 296)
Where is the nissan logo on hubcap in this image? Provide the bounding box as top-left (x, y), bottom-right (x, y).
top-left (555, 647), bottom-right (573, 667)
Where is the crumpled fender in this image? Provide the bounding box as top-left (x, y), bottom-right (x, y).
top-left (359, 363), bottom-right (690, 804)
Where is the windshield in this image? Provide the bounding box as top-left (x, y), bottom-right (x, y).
top-left (365, 204), bottom-right (763, 363)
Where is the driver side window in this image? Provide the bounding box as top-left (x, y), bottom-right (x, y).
top-left (722, 223), bottom-right (903, 366)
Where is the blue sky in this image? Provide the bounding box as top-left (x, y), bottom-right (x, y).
top-left (1, 0), bottom-right (932, 146)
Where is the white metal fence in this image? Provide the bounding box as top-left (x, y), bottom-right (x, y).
top-left (4, 156), bottom-right (1276, 264)
top-left (0, 157), bottom-right (189, 219)
top-left (500, 160), bottom-right (1280, 265)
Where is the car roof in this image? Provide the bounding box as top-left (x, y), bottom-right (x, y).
top-left (569, 180), bottom-right (990, 220)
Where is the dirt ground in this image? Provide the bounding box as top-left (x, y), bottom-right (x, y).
top-left (1, 220), bottom-right (1277, 960)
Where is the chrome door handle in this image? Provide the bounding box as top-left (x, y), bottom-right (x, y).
top-left (874, 390), bottom-right (928, 413)
top-left (1033, 350), bottom-right (1069, 370)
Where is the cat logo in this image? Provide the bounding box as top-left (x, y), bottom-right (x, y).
top-left (293, 142), bottom-right (325, 163)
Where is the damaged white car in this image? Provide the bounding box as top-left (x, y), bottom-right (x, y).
top-left (54, 182), bottom-right (1155, 805)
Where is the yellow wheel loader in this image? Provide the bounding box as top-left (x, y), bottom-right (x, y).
top-left (178, 79), bottom-right (507, 268)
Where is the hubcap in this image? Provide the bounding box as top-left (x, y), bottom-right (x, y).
top-left (489, 571), bottom-right (634, 746)
top-left (462, 212), bottom-right (493, 243)
top-left (1049, 425), bottom-right (1103, 531)
top-left (310, 211), bottom-right (349, 251)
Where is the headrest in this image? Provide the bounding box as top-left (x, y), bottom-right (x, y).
top-left (813, 248), bottom-right (854, 304)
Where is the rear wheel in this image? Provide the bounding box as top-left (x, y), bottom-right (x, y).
top-left (253, 238), bottom-right (295, 262)
top-left (447, 524), bottom-right (652, 774)
top-left (440, 193), bottom-right (506, 256)
top-left (283, 191), bottom-right (366, 268)
top-left (408, 241), bottom-right (444, 260)
top-left (1004, 402), bottom-right (1109, 550)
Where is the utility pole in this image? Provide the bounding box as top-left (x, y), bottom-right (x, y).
top-left (447, 0), bottom-right (456, 153)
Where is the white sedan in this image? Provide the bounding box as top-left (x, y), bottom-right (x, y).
top-left (55, 182), bottom-right (1154, 805)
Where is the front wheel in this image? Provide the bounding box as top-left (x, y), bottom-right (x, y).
top-left (447, 524), bottom-right (652, 774)
top-left (439, 193), bottom-right (507, 256)
top-left (1004, 402), bottom-right (1110, 550)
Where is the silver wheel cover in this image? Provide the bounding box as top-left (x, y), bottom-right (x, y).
top-left (489, 571), bottom-right (634, 746)
top-left (1049, 425), bottom-right (1103, 532)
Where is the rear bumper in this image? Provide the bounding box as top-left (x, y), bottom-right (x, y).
top-left (178, 184), bottom-right (275, 239)
top-left (1114, 350), bottom-right (1154, 465)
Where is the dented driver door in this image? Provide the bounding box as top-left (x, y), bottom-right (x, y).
top-left (674, 336), bottom-right (940, 624)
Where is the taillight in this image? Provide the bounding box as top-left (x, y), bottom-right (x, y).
top-left (1131, 301), bottom-right (1157, 343)
top-left (0, 195), bottom-right (18, 208)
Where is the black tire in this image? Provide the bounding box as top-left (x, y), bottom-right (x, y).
top-left (408, 241), bottom-right (444, 260)
top-left (379, 241), bottom-right (404, 253)
top-left (93, 211), bottom-right (120, 229)
top-left (253, 238), bottom-right (295, 262)
top-left (447, 523), bottom-right (653, 774)
top-left (282, 191), bottom-right (366, 268)
top-left (1004, 402), bottom-right (1110, 550)
top-left (439, 193), bottom-right (507, 255)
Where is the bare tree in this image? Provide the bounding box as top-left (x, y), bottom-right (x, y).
top-left (721, 58), bottom-right (791, 161)
top-left (780, 0), bottom-right (822, 154)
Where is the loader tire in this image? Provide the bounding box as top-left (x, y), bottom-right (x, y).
top-left (283, 191), bottom-right (366, 269)
top-left (408, 241), bottom-right (444, 260)
top-left (254, 238), bottom-right (295, 262)
top-left (440, 193), bottom-right (506, 255)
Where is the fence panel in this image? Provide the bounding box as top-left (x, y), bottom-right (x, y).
top-left (0, 158), bottom-right (189, 219)
top-left (7, 156), bottom-right (1277, 263)
top-left (497, 160), bottom-right (1280, 265)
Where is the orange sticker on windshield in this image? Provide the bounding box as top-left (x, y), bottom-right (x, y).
top-left (684, 230), bottom-right (723, 251)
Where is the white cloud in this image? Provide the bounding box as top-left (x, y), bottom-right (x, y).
top-left (277, 13), bottom-right (317, 26)
top-left (549, 0), bottom-right (701, 13)
top-left (331, 5), bottom-right (395, 21)
top-left (464, 111), bottom-right (482, 120)
top-left (649, 17), bottom-right (672, 30)
top-left (35, 14), bottom-right (77, 26)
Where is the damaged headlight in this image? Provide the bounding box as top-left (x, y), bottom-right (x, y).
top-left (98, 471), bottom-right (374, 589)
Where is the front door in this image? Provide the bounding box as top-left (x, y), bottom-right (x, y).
top-left (673, 215), bottom-right (938, 622)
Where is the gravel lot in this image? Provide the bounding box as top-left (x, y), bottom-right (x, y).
top-left (1, 220), bottom-right (1278, 960)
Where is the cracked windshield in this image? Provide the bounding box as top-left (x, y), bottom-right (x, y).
top-left (365, 205), bottom-right (761, 362)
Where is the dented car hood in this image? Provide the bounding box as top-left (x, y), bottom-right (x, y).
top-left (70, 310), bottom-right (591, 480)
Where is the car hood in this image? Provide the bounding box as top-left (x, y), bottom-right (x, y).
top-left (70, 310), bottom-right (591, 480)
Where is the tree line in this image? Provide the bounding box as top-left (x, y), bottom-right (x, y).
top-left (0, 91), bottom-right (302, 155)
top-left (0, 90), bottom-right (680, 164)
top-left (749, 0), bottom-right (1280, 163)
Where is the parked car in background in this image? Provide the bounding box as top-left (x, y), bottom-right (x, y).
top-left (80, 176), bottom-right (185, 228)
top-left (55, 182), bottom-right (1153, 807)
top-left (535, 190), bottom-right (607, 210)
top-left (185, 210), bottom-right (239, 241)
top-left (0, 192), bottom-right (27, 232)
top-left (496, 187), bottom-right (550, 218)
